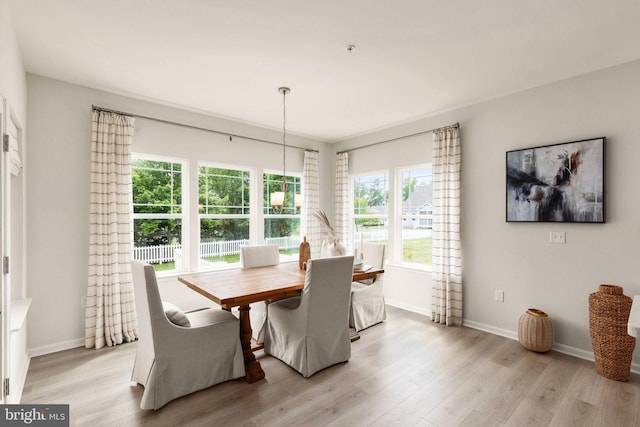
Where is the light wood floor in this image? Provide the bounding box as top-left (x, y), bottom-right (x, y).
top-left (21, 306), bottom-right (640, 426)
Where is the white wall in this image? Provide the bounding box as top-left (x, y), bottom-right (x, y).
top-left (336, 59), bottom-right (640, 365)
top-left (25, 74), bottom-right (329, 354)
top-left (0, 0), bottom-right (29, 402)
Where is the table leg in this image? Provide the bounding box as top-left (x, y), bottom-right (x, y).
top-left (237, 304), bottom-right (265, 383)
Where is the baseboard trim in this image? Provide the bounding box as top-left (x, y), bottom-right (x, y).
top-left (29, 338), bottom-right (84, 358)
top-left (462, 318), bottom-right (640, 375)
top-left (28, 311), bottom-right (640, 376)
top-left (385, 299), bottom-right (430, 317)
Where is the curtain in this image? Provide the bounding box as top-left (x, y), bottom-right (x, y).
top-left (431, 127), bottom-right (463, 326)
top-left (85, 110), bottom-right (138, 349)
top-left (300, 151), bottom-right (322, 258)
top-left (334, 152), bottom-right (351, 252)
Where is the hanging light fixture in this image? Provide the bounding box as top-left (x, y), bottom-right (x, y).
top-left (270, 86), bottom-right (290, 214)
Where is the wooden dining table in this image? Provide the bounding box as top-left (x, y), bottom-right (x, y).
top-left (178, 261), bottom-right (383, 383)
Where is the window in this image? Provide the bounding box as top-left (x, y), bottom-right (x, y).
top-left (132, 156), bottom-right (185, 272)
top-left (199, 165), bottom-right (251, 268)
top-left (353, 172), bottom-right (388, 255)
top-left (263, 173), bottom-right (301, 261)
top-left (400, 165), bottom-right (432, 266)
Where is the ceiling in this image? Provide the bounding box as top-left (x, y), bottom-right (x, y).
top-left (9, 0), bottom-right (640, 142)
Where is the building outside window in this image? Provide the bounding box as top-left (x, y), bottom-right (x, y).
top-left (263, 173), bottom-right (301, 261)
top-left (132, 156), bottom-right (185, 272)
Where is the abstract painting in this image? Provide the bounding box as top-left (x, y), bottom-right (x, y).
top-left (506, 137), bottom-right (605, 222)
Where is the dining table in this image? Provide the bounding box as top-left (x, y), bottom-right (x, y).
top-left (178, 261), bottom-right (384, 383)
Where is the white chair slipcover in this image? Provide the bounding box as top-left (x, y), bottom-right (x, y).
top-left (350, 243), bottom-right (387, 331)
top-left (240, 245), bottom-right (280, 343)
top-left (264, 256), bottom-right (354, 377)
top-left (130, 260), bottom-right (245, 410)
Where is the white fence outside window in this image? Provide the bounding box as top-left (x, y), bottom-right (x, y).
top-left (132, 236), bottom-right (300, 264)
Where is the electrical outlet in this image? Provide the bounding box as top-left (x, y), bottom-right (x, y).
top-left (494, 289), bottom-right (504, 302)
top-left (550, 231), bottom-right (566, 244)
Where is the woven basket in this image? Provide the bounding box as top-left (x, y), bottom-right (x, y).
top-left (589, 284), bottom-right (636, 381)
top-left (518, 308), bottom-right (553, 352)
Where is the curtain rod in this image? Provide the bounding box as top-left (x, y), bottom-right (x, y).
top-left (91, 105), bottom-right (318, 153)
top-left (337, 122), bottom-right (459, 154)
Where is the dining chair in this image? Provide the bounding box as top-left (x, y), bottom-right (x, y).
top-left (350, 242), bottom-right (387, 331)
top-left (264, 255), bottom-right (354, 377)
top-left (130, 260), bottom-right (245, 410)
top-left (240, 244), bottom-right (280, 343)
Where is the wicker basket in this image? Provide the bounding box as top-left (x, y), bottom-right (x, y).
top-left (589, 284), bottom-right (636, 381)
top-left (518, 308), bottom-right (553, 352)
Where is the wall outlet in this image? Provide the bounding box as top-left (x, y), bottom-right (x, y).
top-left (494, 289), bottom-right (504, 302)
top-left (550, 231), bottom-right (566, 244)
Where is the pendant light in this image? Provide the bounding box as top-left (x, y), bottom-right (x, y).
top-left (270, 86), bottom-right (290, 214)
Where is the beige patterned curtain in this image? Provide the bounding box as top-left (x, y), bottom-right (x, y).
top-left (300, 150), bottom-right (322, 258)
top-left (85, 109), bottom-right (138, 349)
top-left (334, 152), bottom-right (351, 252)
top-left (431, 126), bottom-right (462, 326)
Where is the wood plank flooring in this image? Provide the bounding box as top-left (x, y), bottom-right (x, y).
top-left (21, 306), bottom-right (640, 426)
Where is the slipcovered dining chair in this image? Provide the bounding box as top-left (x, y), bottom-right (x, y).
top-left (240, 244), bottom-right (280, 344)
top-left (130, 260), bottom-right (245, 410)
top-left (350, 243), bottom-right (387, 332)
top-left (264, 255), bottom-right (354, 377)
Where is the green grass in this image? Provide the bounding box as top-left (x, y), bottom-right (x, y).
top-left (149, 241), bottom-right (430, 272)
top-left (402, 237), bottom-right (432, 265)
top-left (151, 262), bottom-right (176, 272)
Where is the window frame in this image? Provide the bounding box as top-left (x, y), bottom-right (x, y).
top-left (197, 161), bottom-right (254, 271)
top-left (131, 153), bottom-right (189, 274)
top-left (352, 170), bottom-right (389, 258)
top-left (397, 163), bottom-right (433, 269)
top-left (263, 170), bottom-right (303, 262)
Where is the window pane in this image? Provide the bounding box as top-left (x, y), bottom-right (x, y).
top-left (199, 218), bottom-right (249, 267)
top-left (132, 218), bottom-right (183, 271)
top-left (132, 159), bottom-right (182, 214)
top-left (264, 218), bottom-right (300, 260)
top-left (353, 172), bottom-right (388, 258)
top-left (401, 166), bottom-right (432, 266)
top-left (263, 174), bottom-right (301, 215)
top-left (199, 166), bottom-right (250, 214)
top-left (354, 219), bottom-right (388, 247)
top-left (353, 173), bottom-right (388, 216)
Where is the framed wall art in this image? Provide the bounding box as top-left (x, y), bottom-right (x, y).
top-left (506, 137), bottom-right (605, 223)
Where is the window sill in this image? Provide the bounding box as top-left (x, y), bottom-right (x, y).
top-left (153, 259), bottom-right (299, 279)
top-left (384, 262), bottom-right (433, 273)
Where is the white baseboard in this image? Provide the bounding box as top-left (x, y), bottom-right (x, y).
top-left (29, 338), bottom-right (84, 358)
top-left (462, 319), bottom-right (640, 375)
top-left (385, 299), bottom-right (430, 317)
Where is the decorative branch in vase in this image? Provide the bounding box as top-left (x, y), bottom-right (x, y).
top-left (313, 209), bottom-right (346, 256)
